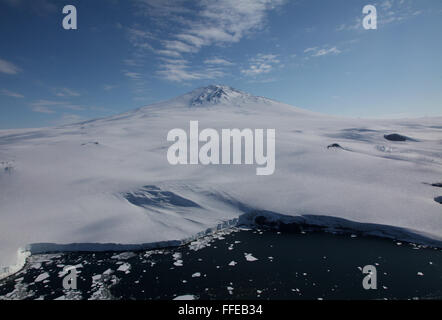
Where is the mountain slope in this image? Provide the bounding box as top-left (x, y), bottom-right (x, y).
top-left (1, 85), bottom-right (442, 278)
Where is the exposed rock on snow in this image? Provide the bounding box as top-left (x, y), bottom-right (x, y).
top-left (327, 143), bottom-right (343, 150)
top-left (81, 141), bottom-right (99, 146)
top-left (384, 133), bottom-right (415, 142)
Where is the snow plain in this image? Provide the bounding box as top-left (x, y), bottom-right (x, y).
top-left (1, 85), bottom-right (442, 278)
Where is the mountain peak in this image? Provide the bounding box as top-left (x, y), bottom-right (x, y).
top-left (189, 85), bottom-right (250, 106)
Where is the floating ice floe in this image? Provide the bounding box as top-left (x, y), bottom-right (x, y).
top-left (117, 263), bottom-right (131, 273)
top-left (244, 253), bottom-right (258, 262)
top-left (34, 272), bottom-right (49, 283)
top-left (173, 294), bottom-right (196, 300)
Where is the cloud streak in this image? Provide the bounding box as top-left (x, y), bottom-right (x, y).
top-left (30, 100), bottom-right (86, 114)
top-left (157, 60), bottom-right (225, 82)
top-left (55, 88), bottom-right (80, 97)
top-left (304, 46), bottom-right (341, 57)
top-left (241, 54), bottom-right (280, 77)
top-left (0, 58), bottom-right (21, 75)
top-left (1, 89), bottom-right (24, 98)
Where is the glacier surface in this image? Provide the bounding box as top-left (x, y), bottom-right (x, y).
top-left (1, 85), bottom-right (442, 278)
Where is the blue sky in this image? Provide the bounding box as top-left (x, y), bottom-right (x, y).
top-left (1, 0), bottom-right (441, 129)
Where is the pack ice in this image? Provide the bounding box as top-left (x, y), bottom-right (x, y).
top-left (1, 85), bottom-right (442, 278)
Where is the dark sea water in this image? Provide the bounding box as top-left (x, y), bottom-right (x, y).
top-left (1, 228), bottom-right (441, 300)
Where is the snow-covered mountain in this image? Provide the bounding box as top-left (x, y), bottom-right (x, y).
top-left (1, 85), bottom-right (442, 278)
top-left (188, 84), bottom-right (272, 107)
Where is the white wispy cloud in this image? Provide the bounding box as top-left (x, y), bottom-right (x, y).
top-left (304, 46), bottom-right (341, 57)
top-left (31, 106), bottom-right (54, 114)
top-left (53, 114), bottom-right (85, 126)
top-left (123, 59), bottom-right (141, 67)
top-left (30, 100), bottom-right (85, 114)
top-left (155, 50), bottom-right (182, 58)
top-left (135, 0), bottom-right (193, 19)
top-left (241, 53), bottom-right (280, 77)
top-left (127, 27), bottom-right (155, 50)
top-left (184, 0), bottom-right (285, 47)
top-left (204, 58), bottom-right (234, 66)
top-left (313, 47), bottom-right (341, 57)
top-left (103, 84), bottom-right (118, 91)
top-left (130, 0), bottom-right (285, 81)
top-left (54, 88), bottom-right (80, 97)
top-left (336, 17), bottom-right (362, 32)
top-left (176, 34), bottom-right (206, 48)
top-left (381, 0), bottom-right (393, 10)
top-left (123, 71), bottom-right (143, 79)
top-left (304, 47), bottom-right (318, 53)
top-left (0, 58), bottom-right (21, 75)
top-left (162, 40), bottom-right (198, 53)
top-left (1, 89), bottom-right (24, 98)
top-left (157, 59), bottom-right (224, 82)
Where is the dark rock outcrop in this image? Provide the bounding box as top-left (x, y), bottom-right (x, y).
top-left (384, 134), bottom-right (415, 142)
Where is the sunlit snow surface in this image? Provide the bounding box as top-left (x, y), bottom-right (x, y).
top-left (1, 85), bottom-right (442, 276)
